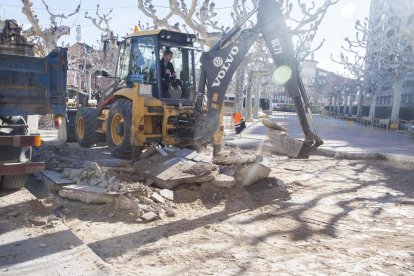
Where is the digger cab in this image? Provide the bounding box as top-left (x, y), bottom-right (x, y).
top-left (117, 29), bottom-right (197, 106)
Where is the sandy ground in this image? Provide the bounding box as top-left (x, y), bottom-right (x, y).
top-left (17, 142), bottom-right (414, 275)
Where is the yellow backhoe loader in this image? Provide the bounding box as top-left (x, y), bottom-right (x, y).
top-left (74, 0), bottom-right (323, 159)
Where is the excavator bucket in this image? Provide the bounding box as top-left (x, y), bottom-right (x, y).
top-left (262, 118), bottom-right (319, 159)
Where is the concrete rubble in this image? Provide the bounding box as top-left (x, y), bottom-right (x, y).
top-left (41, 144), bottom-right (271, 222)
top-left (262, 118), bottom-right (306, 158)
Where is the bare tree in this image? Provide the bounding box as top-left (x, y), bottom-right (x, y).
top-left (333, 2), bottom-right (414, 121)
top-left (84, 4), bottom-right (119, 75)
top-left (21, 0), bottom-right (80, 56)
top-left (137, 0), bottom-right (337, 55)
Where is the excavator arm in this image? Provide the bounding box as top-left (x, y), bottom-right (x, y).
top-left (195, 0), bottom-right (323, 158)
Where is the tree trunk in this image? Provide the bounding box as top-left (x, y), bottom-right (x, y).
top-left (336, 95), bottom-right (341, 115)
top-left (344, 95), bottom-right (349, 116)
top-left (245, 71), bottom-right (254, 122)
top-left (391, 73), bottom-right (404, 123)
top-left (350, 95), bottom-right (356, 116)
top-left (357, 92), bottom-right (363, 117)
top-left (329, 96), bottom-right (333, 114)
top-left (369, 94), bottom-right (377, 119)
top-left (253, 76), bottom-right (260, 119)
top-left (234, 68), bottom-right (245, 113)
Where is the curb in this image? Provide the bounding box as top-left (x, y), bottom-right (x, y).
top-left (224, 136), bottom-right (414, 165)
top-left (317, 148), bottom-right (414, 165)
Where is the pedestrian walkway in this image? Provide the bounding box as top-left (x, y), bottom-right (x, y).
top-left (224, 112), bottom-right (414, 159)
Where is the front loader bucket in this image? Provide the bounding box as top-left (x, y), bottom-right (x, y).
top-left (263, 118), bottom-right (320, 159)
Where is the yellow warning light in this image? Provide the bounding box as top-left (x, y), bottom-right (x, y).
top-left (134, 25), bottom-right (140, 32)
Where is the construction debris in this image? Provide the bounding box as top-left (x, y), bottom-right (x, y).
top-left (141, 212), bottom-right (159, 222)
top-left (160, 189), bottom-right (174, 201)
top-left (133, 148), bottom-right (217, 189)
top-left (58, 185), bottom-right (115, 204)
top-left (262, 118), bottom-right (310, 159)
top-left (150, 192), bottom-right (166, 204)
top-left (39, 143), bottom-right (272, 223)
top-left (212, 173), bottom-right (236, 188)
top-left (262, 118), bottom-right (287, 131)
top-left (235, 163), bottom-right (271, 187)
top-left (212, 151), bottom-right (257, 165)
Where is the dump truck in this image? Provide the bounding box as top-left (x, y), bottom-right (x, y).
top-left (74, 0), bottom-right (322, 159)
top-left (0, 20), bottom-right (67, 190)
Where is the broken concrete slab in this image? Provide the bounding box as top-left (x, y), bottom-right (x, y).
top-left (43, 170), bottom-right (75, 191)
top-left (212, 173), bottom-right (236, 188)
top-left (234, 163), bottom-right (271, 187)
top-left (58, 185), bottom-right (115, 204)
top-left (140, 143), bottom-right (158, 159)
top-left (134, 156), bottom-right (216, 189)
top-left (262, 118), bottom-right (288, 131)
top-left (183, 162), bottom-right (217, 175)
top-left (141, 212), bottom-right (159, 222)
top-left (150, 192), bottom-right (166, 204)
top-left (213, 152), bottom-right (257, 165)
top-left (267, 129), bottom-right (307, 159)
top-left (160, 189), bottom-right (174, 201)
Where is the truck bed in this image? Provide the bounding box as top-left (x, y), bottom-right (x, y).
top-left (0, 48), bottom-right (67, 116)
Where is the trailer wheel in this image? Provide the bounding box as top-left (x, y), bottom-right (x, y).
top-left (1, 174), bottom-right (28, 190)
top-left (75, 107), bottom-right (100, 147)
top-left (106, 98), bottom-right (132, 158)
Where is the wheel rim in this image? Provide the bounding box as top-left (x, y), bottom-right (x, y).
top-left (111, 113), bottom-right (124, 145)
top-left (76, 116), bottom-right (84, 139)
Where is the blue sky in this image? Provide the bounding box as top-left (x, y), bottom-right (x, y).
top-left (0, 0), bottom-right (371, 74)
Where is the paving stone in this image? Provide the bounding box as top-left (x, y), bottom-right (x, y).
top-left (150, 192), bottom-right (166, 204)
top-left (141, 212), bottom-right (159, 222)
top-left (58, 185), bottom-right (115, 204)
top-left (160, 189), bottom-right (174, 201)
top-left (235, 162), bottom-right (271, 187)
top-left (212, 174), bottom-right (236, 188)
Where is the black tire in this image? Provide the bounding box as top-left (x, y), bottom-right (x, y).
top-left (1, 174), bottom-right (28, 190)
top-left (75, 107), bottom-right (100, 147)
top-left (106, 98), bottom-right (132, 158)
top-left (66, 110), bottom-right (77, 142)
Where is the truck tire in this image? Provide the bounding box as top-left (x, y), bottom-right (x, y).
top-left (75, 107), bottom-right (100, 147)
top-left (106, 98), bottom-right (132, 158)
top-left (66, 109), bottom-right (77, 142)
top-left (1, 174), bottom-right (28, 190)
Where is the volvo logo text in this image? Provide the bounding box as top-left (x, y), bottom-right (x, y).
top-left (212, 46), bottom-right (239, 87)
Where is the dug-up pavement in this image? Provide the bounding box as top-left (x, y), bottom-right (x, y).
top-left (1, 140), bottom-right (414, 275)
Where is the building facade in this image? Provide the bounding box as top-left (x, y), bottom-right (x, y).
top-left (364, 0), bottom-right (414, 121)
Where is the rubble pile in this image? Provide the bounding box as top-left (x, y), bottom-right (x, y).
top-left (41, 143), bottom-right (271, 222)
top-left (133, 146), bottom-right (271, 189)
top-left (57, 160), bottom-right (177, 221)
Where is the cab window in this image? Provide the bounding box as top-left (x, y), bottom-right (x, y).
top-left (129, 36), bottom-right (157, 84)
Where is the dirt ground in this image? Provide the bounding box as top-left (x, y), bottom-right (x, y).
top-left (11, 142), bottom-right (414, 274)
